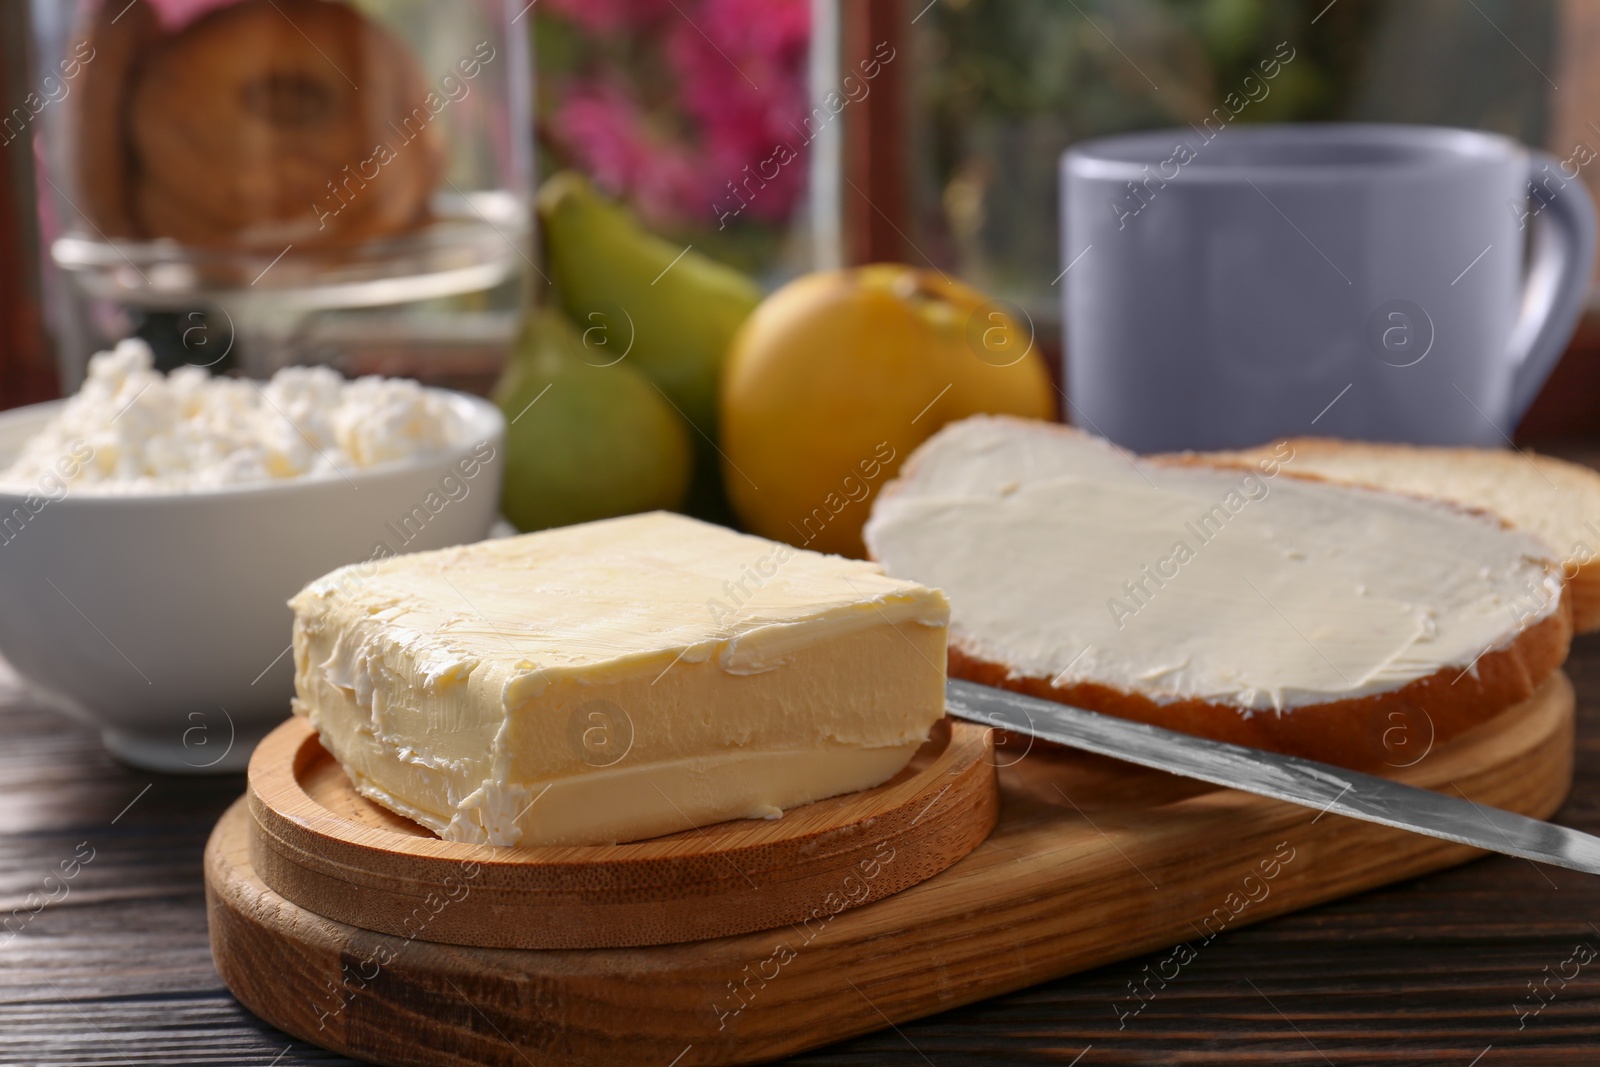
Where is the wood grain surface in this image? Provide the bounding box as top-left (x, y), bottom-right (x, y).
top-left (206, 672), bottom-right (1573, 1066)
top-left (7, 643), bottom-right (1600, 1065)
top-left (247, 715), bottom-right (997, 949)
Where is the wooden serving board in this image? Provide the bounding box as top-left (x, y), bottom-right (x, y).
top-left (246, 716), bottom-right (998, 949)
top-left (207, 671), bottom-right (1574, 1067)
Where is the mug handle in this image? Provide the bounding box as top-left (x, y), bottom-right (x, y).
top-left (1505, 150), bottom-right (1597, 423)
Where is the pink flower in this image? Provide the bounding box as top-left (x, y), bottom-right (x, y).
top-left (140, 0), bottom-right (242, 31)
top-left (553, 85), bottom-right (702, 227)
top-left (667, 0), bottom-right (810, 221)
top-left (541, 0), bottom-right (672, 36)
top-left (546, 0), bottom-right (812, 225)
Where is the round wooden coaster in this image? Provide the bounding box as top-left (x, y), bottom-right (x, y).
top-left (246, 715), bottom-right (998, 950)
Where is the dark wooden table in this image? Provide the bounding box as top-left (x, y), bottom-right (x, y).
top-left (5, 640), bottom-right (1600, 1067)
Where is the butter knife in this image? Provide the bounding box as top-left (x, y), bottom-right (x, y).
top-left (946, 678), bottom-right (1600, 876)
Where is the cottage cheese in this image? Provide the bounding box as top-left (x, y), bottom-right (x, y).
top-left (0, 340), bottom-right (465, 493)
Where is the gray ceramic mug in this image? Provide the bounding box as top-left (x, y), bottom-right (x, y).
top-left (1061, 124), bottom-right (1596, 452)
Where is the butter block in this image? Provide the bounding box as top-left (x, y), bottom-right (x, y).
top-left (289, 512), bottom-right (949, 846)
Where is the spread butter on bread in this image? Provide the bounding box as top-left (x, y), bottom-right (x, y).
top-left (1209, 437), bottom-right (1600, 634)
top-left (864, 416), bottom-right (1571, 769)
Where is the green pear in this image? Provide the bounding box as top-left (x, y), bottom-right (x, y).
top-left (493, 308), bottom-right (693, 532)
top-left (537, 172), bottom-right (762, 437)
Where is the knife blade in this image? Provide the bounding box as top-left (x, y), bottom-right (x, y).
top-left (946, 678), bottom-right (1600, 877)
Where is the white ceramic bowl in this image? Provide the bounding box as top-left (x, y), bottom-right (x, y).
top-left (0, 391), bottom-right (504, 772)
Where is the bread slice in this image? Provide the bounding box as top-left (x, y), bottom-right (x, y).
top-left (1208, 438), bottom-right (1600, 634)
top-left (864, 416), bottom-right (1571, 769)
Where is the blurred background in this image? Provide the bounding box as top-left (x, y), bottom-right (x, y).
top-left (3, 0), bottom-right (1598, 439)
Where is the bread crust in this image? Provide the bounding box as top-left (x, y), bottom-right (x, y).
top-left (949, 595), bottom-right (1569, 770)
top-left (69, 0), bottom-right (162, 237)
top-left (869, 417), bottom-right (1574, 771)
top-left (1569, 567), bottom-right (1600, 633)
top-left (126, 0), bottom-right (439, 249)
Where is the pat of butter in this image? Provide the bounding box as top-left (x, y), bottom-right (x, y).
top-left (288, 512), bottom-right (949, 847)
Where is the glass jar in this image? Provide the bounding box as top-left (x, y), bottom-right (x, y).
top-left (28, 0), bottom-right (533, 387)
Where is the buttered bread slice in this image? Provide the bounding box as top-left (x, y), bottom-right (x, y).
top-left (289, 512), bottom-right (948, 847)
top-left (1207, 437), bottom-right (1600, 634)
top-left (864, 416), bottom-right (1571, 768)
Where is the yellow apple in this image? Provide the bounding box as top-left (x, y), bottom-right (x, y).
top-left (720, 265), bottom-right (1054, 557)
